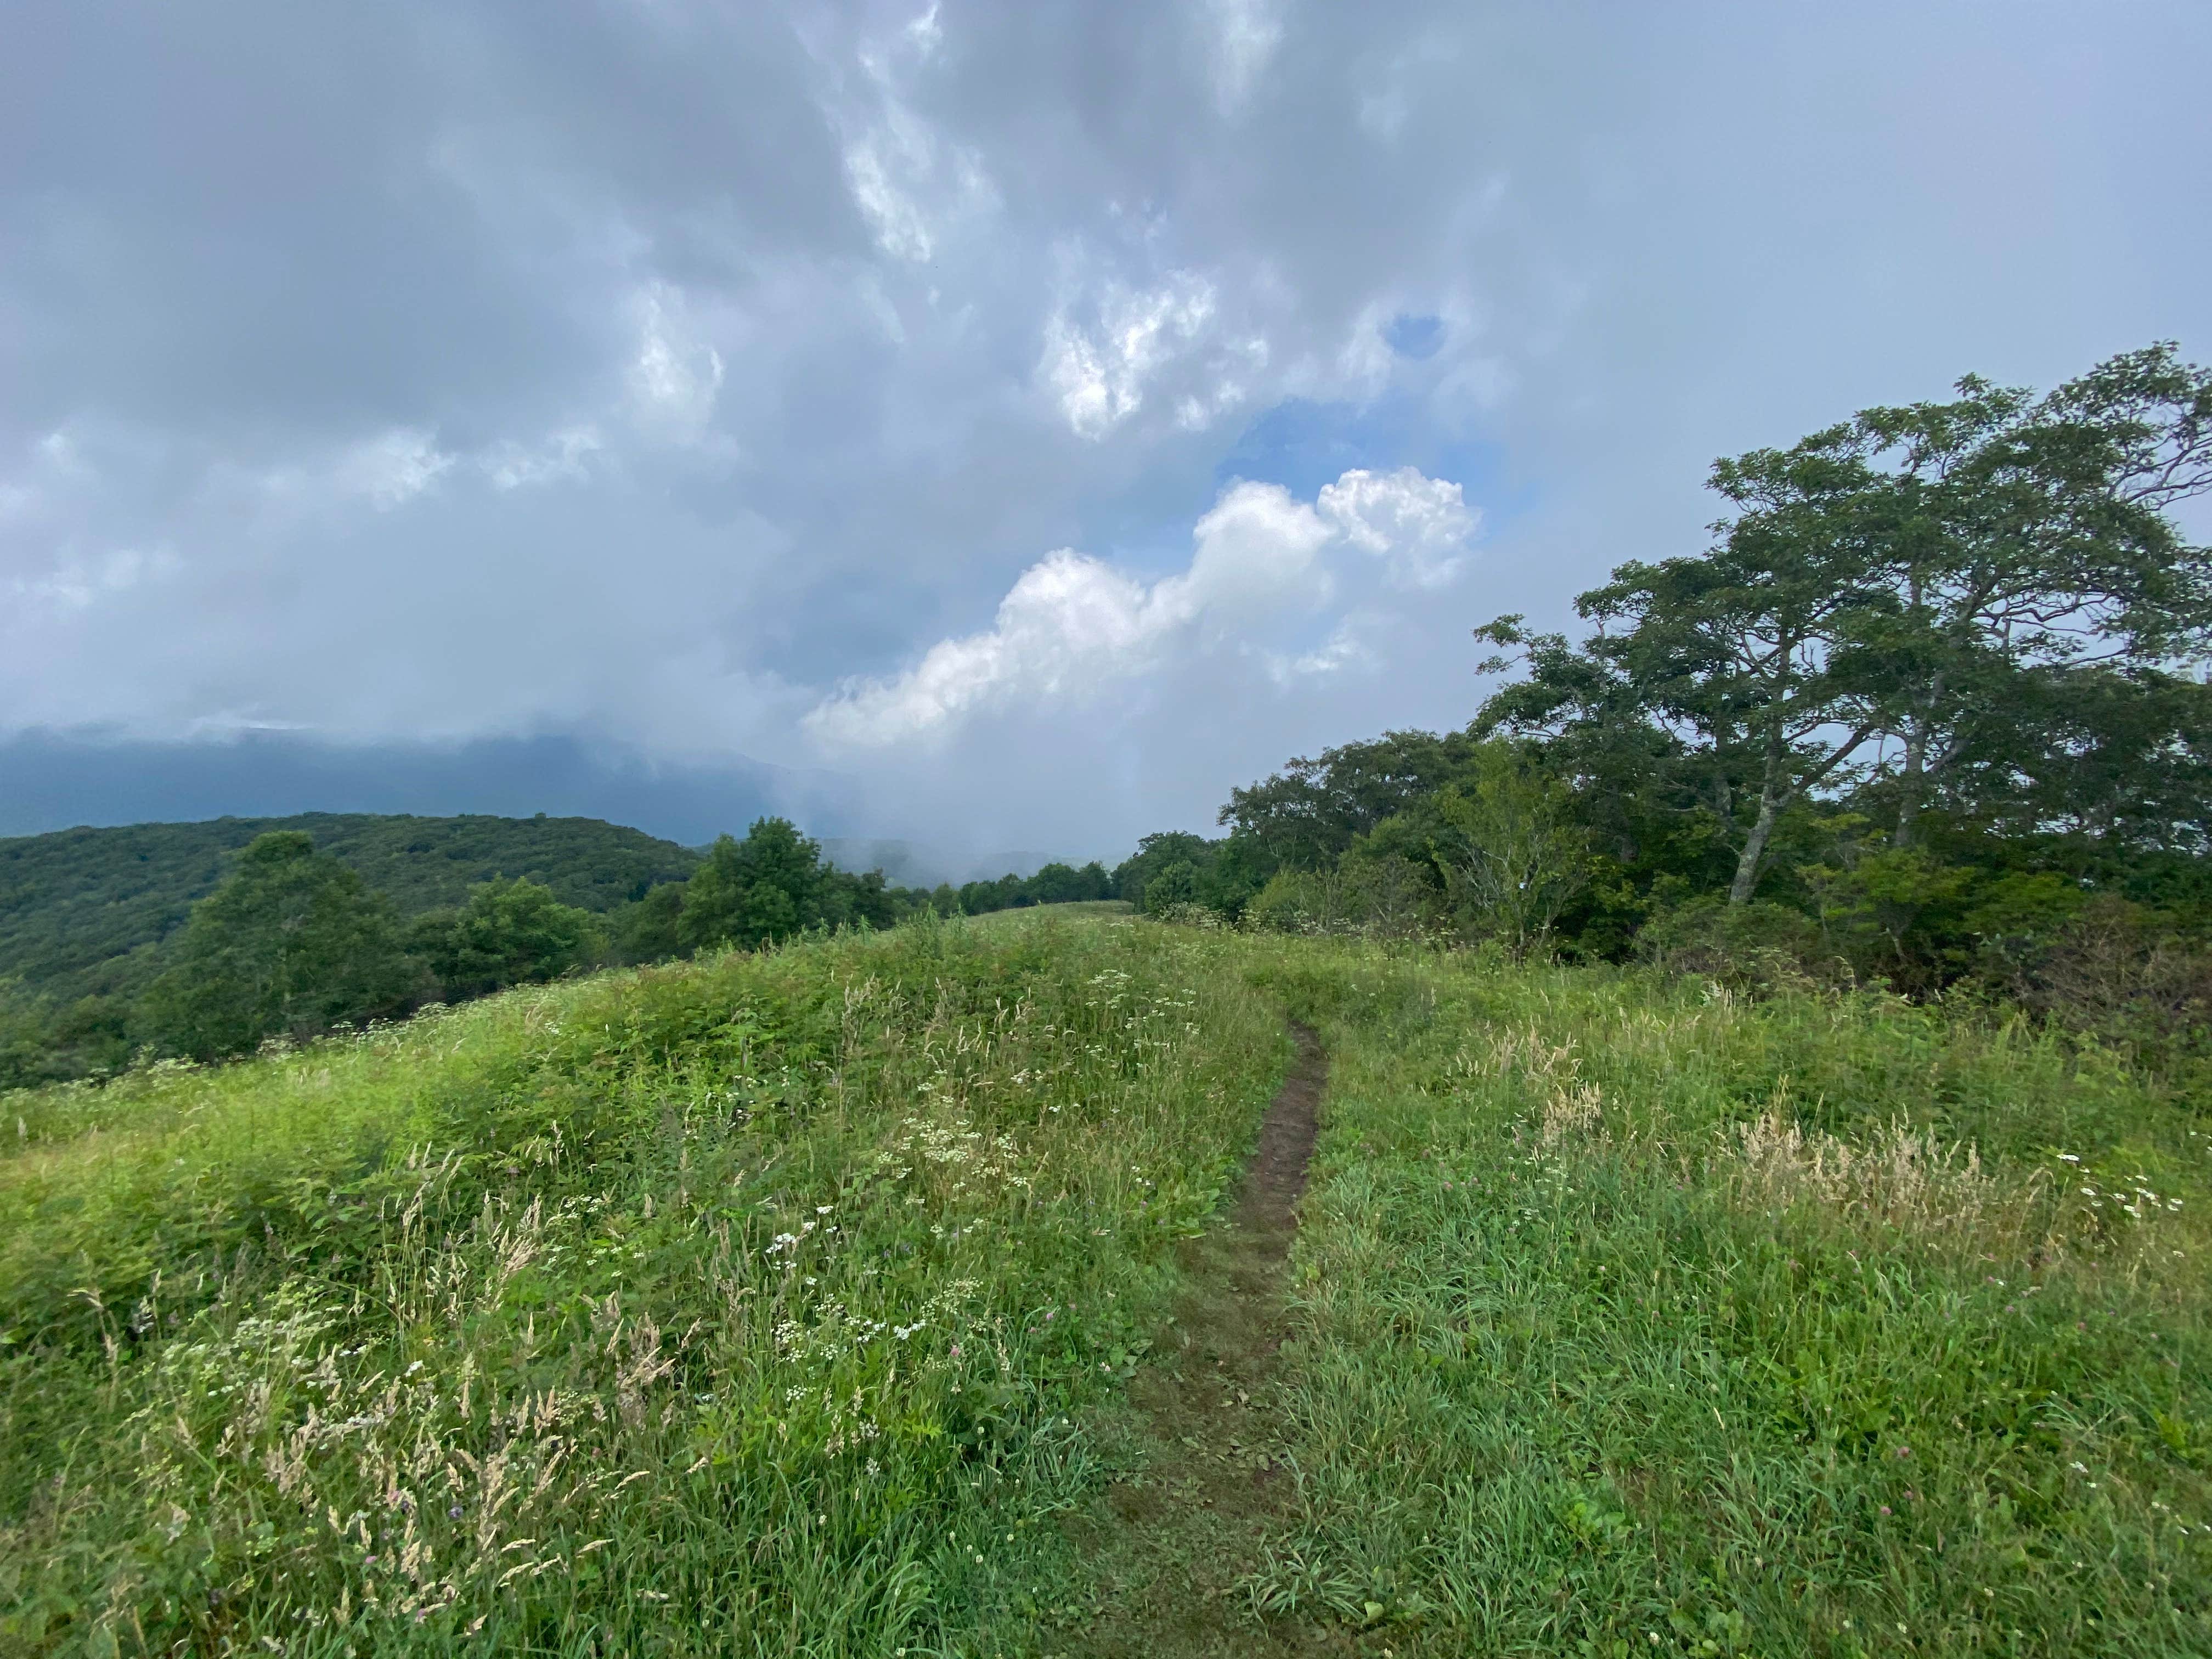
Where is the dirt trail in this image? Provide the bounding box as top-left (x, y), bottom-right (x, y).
top-left (1060, 1023), bottom-right (1335, 1658)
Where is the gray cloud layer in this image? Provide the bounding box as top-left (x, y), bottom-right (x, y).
top-left (5, 1), bottom-right (2208, 855)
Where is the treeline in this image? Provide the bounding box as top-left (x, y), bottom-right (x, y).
top-left (1, 819), bottom-right (943, 1079)
top-left (1130, 344), bottom-right (2212, 1053)
top-left (946, 859), bottom-right (1119, 915)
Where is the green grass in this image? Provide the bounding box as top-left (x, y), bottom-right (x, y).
top-left (7, 919), bottom-right (2210, 1657)
top-left (1245, 943), bottom-right (2212, 1656)
top-left (1, 915), bottom-right (1284, 1656)
top-left (974, 902), bottom-right (1135, 923)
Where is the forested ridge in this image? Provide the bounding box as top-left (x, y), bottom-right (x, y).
top-left (0, 809), bottom-right (1124, 1086)
top-left (0, 812), bottom-right (704, 1003)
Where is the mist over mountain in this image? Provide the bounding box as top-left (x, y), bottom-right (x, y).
top-left (815, 840), bottom-right (1063, 890)
top-left (0, 729), bottom-right (862, 848)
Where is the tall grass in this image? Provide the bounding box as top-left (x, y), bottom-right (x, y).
top-left (1242, 945), bottom-right (2212, 1656)
top-left (13, 917), bottom-right (2209, 1656)
top-left (1, 915), bottom-right (1285, 1656)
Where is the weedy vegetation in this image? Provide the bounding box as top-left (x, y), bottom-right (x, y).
top-left (4, 913), bottom-right (2210, 1657)
top-left (1, 913), bottom-right (1283, 1656)
top-left (1245, 943), bottom-right (2212, 1657)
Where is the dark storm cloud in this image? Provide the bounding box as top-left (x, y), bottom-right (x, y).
top-left (3, 1), bottom-right (2207, 854)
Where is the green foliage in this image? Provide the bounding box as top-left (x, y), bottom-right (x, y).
top-left (678, 819), bottom-right (821, 951)
top-left (1426, 744), bottom-right (1592, 958)
top-left (411, 877), bottom-right (602, 1001)
top-left (1245, 868), bottom-right (1344, 934)
top-left (1476, 342), bottom-right (2212, 905)
top-left (0, 811), bottom-right (697, 1015)
top-left (607, 877), bottom-right (687, 965)
top-left (1978, 895), bottom-right (2212, 1062)
top-left (669, 816), bottom-right (933, 952)
top-left (1111, 832), bottom-right (1269, 923)
top-left (141, 833), bottom-right (426, 1060)
top-left (1140, 859), bottom-right (1200, 916)
top-left (1113, 832), bottom-right (1214, 914)
top-left (955, 860), bottom-right (1115, 916)
top-left (1218, 727), bottom-right (1489, 872)
top-left (1194, 342), bottom-right (2212, 1019)
top-left (1638, 893), bottom-right (1842, 995)
top-left (0, 812), bottom-right (957, 1085)
top-left (0, 992), bottom-right (136, 1091)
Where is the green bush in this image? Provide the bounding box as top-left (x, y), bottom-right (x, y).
top-left (411, 877), bottom-right (603, 1000)
top-left (1638, 892), bottom-right (1846, 994)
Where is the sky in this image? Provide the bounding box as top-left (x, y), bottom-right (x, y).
top-left (4, 0), bottom-right (2209, 857)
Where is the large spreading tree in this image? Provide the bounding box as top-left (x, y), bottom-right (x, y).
top-left (1477, 343), bottom-right (2212, 903)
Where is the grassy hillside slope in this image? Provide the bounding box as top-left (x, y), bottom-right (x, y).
top-left (5, 916), bottom-right (2209, 1656)
top-left (1, 913), bottom-right (1283, 1655)
top-left (1250, 946), bottom-right (2212, 1656)
top-left (0, 812), bottom-right (702, 1006)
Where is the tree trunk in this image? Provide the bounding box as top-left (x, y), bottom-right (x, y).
top-left (1727, 789), bottom-right (1780, 905)
top-left (1895, 722), bottom-right (1925, 849)
top-left (1895, 668), bottom-right (1943, 850)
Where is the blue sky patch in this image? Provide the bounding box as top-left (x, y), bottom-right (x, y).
top-left (1384, 313), bottom-right (1446, 359)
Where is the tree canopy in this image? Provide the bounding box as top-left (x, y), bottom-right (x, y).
top-left (143, 833), bottom-right (425, 1060)
top-left (1210, 343), bottom-right (2212, 1025)
top-left (1477, 343), bottom-right (2212, 905)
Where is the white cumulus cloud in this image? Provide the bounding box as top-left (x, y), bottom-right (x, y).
top-left (1318, 466), bottom-right (1477, 589)
top-left (481, 426), bottom-right (604, 491)
top-left (805, 466), bottom-right (1470, 748)
top-left (1042, 273), bottom-right (1222, 439)
top-left (335, 429), bottom-right (456, 509)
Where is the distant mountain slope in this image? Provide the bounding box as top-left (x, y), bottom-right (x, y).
top-left (0, 812), bottom-right (702, 1007)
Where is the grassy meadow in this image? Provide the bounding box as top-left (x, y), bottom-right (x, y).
top-left (1255, 946), bottom-right (2212, 1656)
top-left (4, 911), bottom-right (2210, 1656)
top-left (2, 913), bottom-right (1285, 1656)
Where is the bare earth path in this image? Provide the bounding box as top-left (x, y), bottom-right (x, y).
top-left (1058, 1023), bottom-right (1340, 1658)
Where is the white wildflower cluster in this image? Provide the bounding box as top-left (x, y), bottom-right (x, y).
top-left (879, 1102), bottom-right (1035, 1201)
top-left (2054, 1152), bottom-right (2186, 1224)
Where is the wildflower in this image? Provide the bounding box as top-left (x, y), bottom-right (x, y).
top-left (449, 1505), bottom-right (465, 1519)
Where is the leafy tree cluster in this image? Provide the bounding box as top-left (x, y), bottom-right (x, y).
top-left (0, 811), bottom-right (700, 1012)
top-left (144, 833), bottom-right (429, 1061)
top-left (3, 816), bottom-right (938, 1077)
top-left (951, 860), bottom-right (1118, 916)
top-left (1177, 345), bottom-right (2212, 1040)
